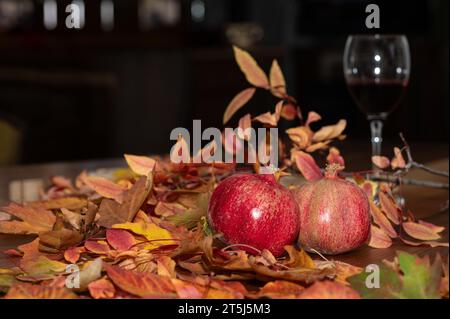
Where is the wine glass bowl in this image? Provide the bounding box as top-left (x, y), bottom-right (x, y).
top-left (343, 34), bottom-right (411, 168)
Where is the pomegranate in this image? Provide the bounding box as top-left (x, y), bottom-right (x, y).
top-left (208, 173), bottom-right (300, 257)
top-left (292, 165), bottom-right (370, 255)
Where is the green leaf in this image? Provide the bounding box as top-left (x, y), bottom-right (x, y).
top-left (348, 251), bottom-right (442, 299)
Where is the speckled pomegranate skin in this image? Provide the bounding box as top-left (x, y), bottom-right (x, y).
top-left (292, 177), bottom-right (370, 255)
top-left (208, 173), bottom-right (300, 257)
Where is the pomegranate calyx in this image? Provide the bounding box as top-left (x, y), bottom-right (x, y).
top-left (324, 163), bottom-right (345, 179)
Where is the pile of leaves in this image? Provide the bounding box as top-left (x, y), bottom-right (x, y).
top-left (0, 154), bottom-right (447, 299)
top-left (0, 46), bottom-right (448, 299)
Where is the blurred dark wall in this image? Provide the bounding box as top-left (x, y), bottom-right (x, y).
top-left (0, 0), bottom-right (448, 165)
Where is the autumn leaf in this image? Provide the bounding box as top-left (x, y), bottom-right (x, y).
top-left (312, 119), bottom-right (346, 142)
top-left (75, 258), bottom-right (103, 291)
top-left (233, 46), bottom-right (269, 89)
top-left (391, 147), bottom-right (406, 169)
top-left (372, 156), bottom-right (391, 169)
top-left (280, 104), bottom-right (297, 121)
top-left (237, 113), bottom-right (252, 141)
top-left (282, 246), bottom-right (315, 269)
top-left (370, 202), bottom-right (397, 238)
top-left (291, 151), bottom-right (323, 181)
top-left (166, 192), bottom-right (211, 229)
top-left (98, 174), bottom-right (153, 228)
top-left (0, 203), bottom-right (55, 235)
top-left (112, 221), bottom-right (176, 250)
top-left (223, 88), bottom-right (256, 124)
top-left (64, 247), bottom-right (85, 264)
top-left (269, 60), bottom-right (286, 97)
top-left (17, 239), bottom-right (68, 276)
top-left (124, 154), bottom-right (157, 177)
top-left (368, 225), bottom-right (392, 249)
top-left (400, 238), bottom-right (449, 248)
top-left (156, 256), bottom-right (177, 278)
top-left (28, 197), bottom-right (88, 210)
top-left (402, 222), bottom-right (441, 241)
top-left (85, 240), bottom-right (112, 255)
top-left (82, 175), bottom-right (126, 203)
top-left (88, 277), bottom-right (116, 299)
top-left (286, 126), bottom-right (313, 149)
top-left (39, 228), bottom-right (84, 250)
top-left (256, 281), bottom-right (304, 299)
top-left (106, 229), bottom-right (137, 251)
top-left (417, 220), bottom-right (445, 234)
top-left (349, 251), bottom-right (442, 299)
top-left (105, 264), bottom-right (176, 298)
top-left (299, 281), bottom-right (360, 299)
top-left (379, 192), bottom-right (401, 225)
top-left (305, 111), bottom-right (322, 126)
top-left (5, 283), bottom-right (77, 299)
top-left (253, 101), bottom-right (283, 127)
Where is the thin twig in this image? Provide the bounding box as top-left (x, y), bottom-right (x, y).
top-left (368, 174), bottom-right (449, 189)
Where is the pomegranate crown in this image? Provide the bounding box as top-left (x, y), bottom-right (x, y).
top-left (324, 163), bottom-right (345, 178)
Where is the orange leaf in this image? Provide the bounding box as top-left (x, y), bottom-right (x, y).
top-left (85, 240), bottom-right (112, 255)
top-left (88, 278), bottom-right (116, 299)
top-left (257, 281), bottom-right (304, 299)
top-left (171, 279), bottom-right (204, 298)
top-left (233, 46), bottom-right (269, 89)
top-left (105, 265), bottom-right (176, 298)
top-left (124, 154), bottom-right (157, 177)
top-left (106, 229), bottom-right (137, 251)
top-left (286, 126), bottom-right (313, 149)
top-left (156, 256), bottom-right (177, 278)
top-left (5, 283), bottom-right (77, 299)
top-left (400, 238), bottom-right (449, 248)
top-left (379, 192), bottom-right (401, 225)
top-left (223, 88), bottom-right (256, 124)
top-left (418, 220), bottom-right (445, 234)
top-left (372, 156), bottom-right (391, 169)
top-left (82, 175), bottom-right (125, 203)
top-left (370, 202), bottom-right (397, 238)
top-left (369, 225), bottom-right (392, 249)
top-left (391, 147), bottom-right (406, 169)
top-left (64, 247), bottom-right (85, 264)
top-left (299, 281), bottom-right (360, 299)
top-left (402, 222), bottom-right (441, 241)
top-left (0, 203), bottom-right (55, 235)
top-left (312, 119), bottom-right (346, 142)
top-left (269, 59), bottom-right (286, 97)
top-left (291, 151), bottom-right (323, 181)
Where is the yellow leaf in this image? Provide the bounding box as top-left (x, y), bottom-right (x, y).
top-left (112, 221), bottom-right (176, 250)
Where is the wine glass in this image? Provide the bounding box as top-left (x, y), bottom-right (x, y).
top-left (343, 34), bottom-right (411, 171)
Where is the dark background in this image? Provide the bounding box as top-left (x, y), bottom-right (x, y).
top-left (0, 0), bottom-right (448, 165)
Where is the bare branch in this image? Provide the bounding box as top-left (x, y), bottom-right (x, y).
top-left (367, 174), bottom-right (449, 189)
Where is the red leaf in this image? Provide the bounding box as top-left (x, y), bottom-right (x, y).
top-left (280, 104), bottom-right (297, 121)
top-left (5, 283), bottom-right (77, 299)
top-left (64, 247), bottom-right (85, 264)
top-left (105, 265), bottom-right (176, 298)
top-left (400, 238), bottom-right (449, 248)
top-left (88, 278), bottom-right (116, 299)
top-left (85, 240), bottom-right (112, 255)
top-left (379, 192), bottom-right (401, 225)
top-left (370, 202), bottom-right (397, 238)
top-left (233, 46), bottom-right (269, 89)
top-left (402, 222), bottom-right (441, 241)
top-left (106, 229), bottom-right (137, 251)
top-left (223, 88), bottom-right (256, 124)
top-left (368, 225), bottom-right (392, 249)
top-left (292, 151), bottom-right (323, 181)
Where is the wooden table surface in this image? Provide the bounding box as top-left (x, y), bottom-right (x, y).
top-left (0, 140), bottom-right (448, 268)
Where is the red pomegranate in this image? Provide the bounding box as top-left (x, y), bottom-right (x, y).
top-left (208, 173), bottom-right (300, 257)
top-left (292, 165), bottom-right (370, 255)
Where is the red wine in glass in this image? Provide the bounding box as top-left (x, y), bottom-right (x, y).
top-left (343, 35), bottom-right (411, 169)
top-left (347, 79), bottom-right (408, 120)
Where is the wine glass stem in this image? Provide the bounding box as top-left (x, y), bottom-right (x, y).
top-left (370, 119), bottom-right (384, 171)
